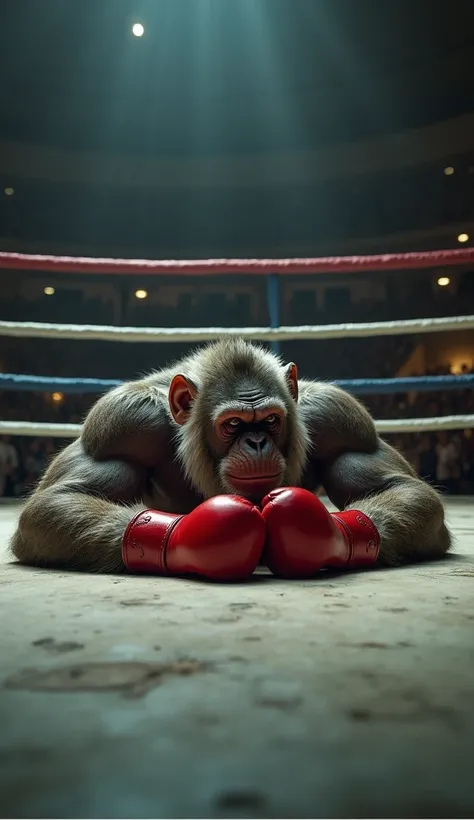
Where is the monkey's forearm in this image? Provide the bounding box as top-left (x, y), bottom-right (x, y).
top-left (12, 489), bottom-right (267, 582)
top-left (352, 479), bottom-right (451, 565)
top-left (11, 487), bottom-right (144, 572)
top-left (323, 448), bottom-right (451, 565)
top-left (10, 439), bottom-right (152, 572)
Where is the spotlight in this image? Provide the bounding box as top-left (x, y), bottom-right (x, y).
top-left (443, 166), bottom-right (454, 176)
top-left (132, 23), bottom-right (144, 37)
top-left (4, 187), bottom-right (14, 196)
top-left (52, 392), bottom-right (64, 402)
top-left (457, 233), bottom-right (469, 243)
top-left (135, 289), bottom-right (148, 299)
top-left (437, 277), bottom-right (450, 287)
top-left (44, 286), bottom-right (55, 295)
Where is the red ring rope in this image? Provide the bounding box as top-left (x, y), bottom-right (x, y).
top-left (0, 247), bottom-right (473, 276)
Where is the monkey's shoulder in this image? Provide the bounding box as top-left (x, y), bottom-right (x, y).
top-left (297, 378), bottom-right (377, 458)
top-left (297, 378), bottom-right (369, 419)
top-left (90, 372), bottom-right (172, 422)
top-left (81, 375), bottom-right (174, 466)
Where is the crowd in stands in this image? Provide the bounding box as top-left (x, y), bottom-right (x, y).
top-left (0, 435), bottom-right (59, 499)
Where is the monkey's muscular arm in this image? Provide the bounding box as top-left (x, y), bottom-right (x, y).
top-left (299, 381), bottom-right (451, 565)
top-left (11, 382), bottom-right (169, 572)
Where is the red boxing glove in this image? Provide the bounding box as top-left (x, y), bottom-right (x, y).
top-left (261, 487), bottom-right (380, 578)
top-left (122, 495), bottom-right (266, 582)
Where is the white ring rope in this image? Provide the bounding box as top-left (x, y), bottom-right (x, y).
top-left (1, 414), bottom-right (473, 439)
top-left (1, 314), bottom-right (474, 343)
top-left (374, 415), bottom-right (474, 433)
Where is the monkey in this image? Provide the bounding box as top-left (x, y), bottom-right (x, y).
top-left (10, 338), bottom-right (451, 577)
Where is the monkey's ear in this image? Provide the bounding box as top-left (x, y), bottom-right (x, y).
top-left (169, 375), bottom-right (199, 425)
top-left (284, 363), bottom-right (298, 401)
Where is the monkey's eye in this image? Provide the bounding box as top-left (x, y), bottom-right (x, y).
top-left (227, 418), bottom-right (241, 427)
top-left (265, 414), bottom-right (281, 432)
top-left (222, 417), bottom-right (242, 435)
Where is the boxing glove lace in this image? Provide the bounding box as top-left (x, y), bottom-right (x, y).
top-left (261, 487), bottom-right (380, 578)
top-left (122, 495), bottom-right (266, 581)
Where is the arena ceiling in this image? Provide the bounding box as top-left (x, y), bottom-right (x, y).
top-left (1, 0), bottom-right (474, 158)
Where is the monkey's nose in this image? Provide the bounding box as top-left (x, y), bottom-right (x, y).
top-left (244, 435), bottom-right (268, 455)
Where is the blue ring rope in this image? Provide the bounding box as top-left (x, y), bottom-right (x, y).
top-left (0, 373), bottom-right (473, 395)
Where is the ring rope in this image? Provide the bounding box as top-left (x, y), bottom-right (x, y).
top-left (1, 247), bottom-right (474, 275)
top-left (1, 414), bottom-right (473, 439)
top-left (2, 248), bottom-right (472, 440)
top-left (1, 373), bottom-right (473, 395)
top-left (1, 315), bottom-right (473, 343)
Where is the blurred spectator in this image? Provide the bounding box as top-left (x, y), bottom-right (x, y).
top-left (435, 431), bottom-right (461, 494)
top-left (417, 435), bottom-right (438, 486)
top-left (0, 436), bottom-right (20, 497)
top-left (23, 439), bottom-right (48, 486)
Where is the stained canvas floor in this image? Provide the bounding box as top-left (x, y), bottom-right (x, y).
top-left (0, 497), bottom-right (473, 819)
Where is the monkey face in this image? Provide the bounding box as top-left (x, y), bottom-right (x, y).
top-left (168, 342), bottom-right (308, 501)
top-left (215, 411), bottom-right (287, 502)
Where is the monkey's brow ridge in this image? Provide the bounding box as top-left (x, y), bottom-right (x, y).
top-left (236, 389), bottom-right (269, 401)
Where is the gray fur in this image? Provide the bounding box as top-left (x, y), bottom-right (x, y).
top-left (10, 339), bottom-right (451, 572)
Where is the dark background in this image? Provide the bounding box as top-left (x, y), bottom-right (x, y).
top-left (0, 0), bottom-right (473, 497)
top-left (3, 0), bottom-right (474, 152)
top-left (1, 0), bottom-right (474, 252)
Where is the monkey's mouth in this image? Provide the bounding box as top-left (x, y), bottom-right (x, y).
top-left (227, 474), bottom-right (281, 499)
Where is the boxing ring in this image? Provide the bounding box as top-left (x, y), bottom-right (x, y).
top-left (1, 247), bottom-right (474, 818)
top-left (0, 246), bottom-right (474, 437)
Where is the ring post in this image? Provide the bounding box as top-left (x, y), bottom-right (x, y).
top-left (266, 273), bottom-right (281, 355)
